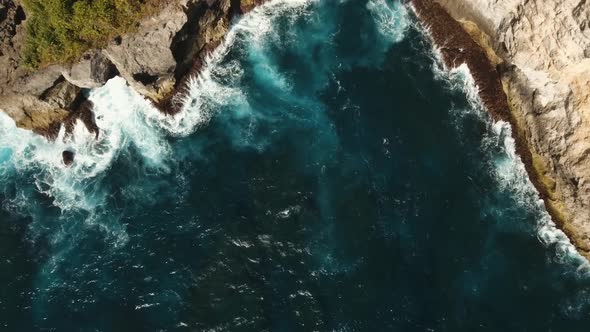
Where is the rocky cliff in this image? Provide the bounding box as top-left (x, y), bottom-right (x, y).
top-left (0, 0), bottom-right (264, 137)
top-left (411, 0), bottom-right (590, 259)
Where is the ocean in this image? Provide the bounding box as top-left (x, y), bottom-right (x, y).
top-left (1, 0), bottom-right (590, 330)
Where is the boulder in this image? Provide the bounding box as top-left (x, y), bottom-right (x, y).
top-left (62, 50), bottom-right (119, 89)
top-left (42, 79), bottom-right (81, 109)
top-left (62, 151), bottom-right (75, 166)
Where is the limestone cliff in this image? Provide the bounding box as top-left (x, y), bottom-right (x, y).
top-left (0, 0), bottom-right (265, 136)
top-left (412, 0), bottom-right (590, 258)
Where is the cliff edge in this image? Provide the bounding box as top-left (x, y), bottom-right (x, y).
top-left (412, 0), bottom-right (590, 259)
top-left (0, 0), bottom-right (264, 137)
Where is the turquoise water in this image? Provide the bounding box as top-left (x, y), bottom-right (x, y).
top-left (1, 0), bottom-right (590, 330)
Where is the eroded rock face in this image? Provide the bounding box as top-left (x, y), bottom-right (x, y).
top-left (431, 0), bottom-right (590, 256)
top-left (42, 78), bottom-right (81, 109)
top-left (0, 94), bottom-right (69, 137)
top-left (0, 0), bottom-right (76, 136)
top-left (158, 0), bottom-right (268, 114)
top-left (102, 0), bottom-right (192, 101)
top-left (0, 0), bottom-right (194, 135)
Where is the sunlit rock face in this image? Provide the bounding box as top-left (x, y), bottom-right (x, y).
top-left (433, 0), bottom-right (590, 256)
top-left (3, 0), bottom-right (590, 330)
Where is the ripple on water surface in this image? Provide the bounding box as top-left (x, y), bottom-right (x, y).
top-left (0, 0), bottom-right (590, 331)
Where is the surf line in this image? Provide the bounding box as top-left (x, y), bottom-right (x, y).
top-left (408, 0), bottom-right (589, 265)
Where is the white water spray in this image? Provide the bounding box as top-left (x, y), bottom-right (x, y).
top-left (426, 51), bottom-right (590, 272)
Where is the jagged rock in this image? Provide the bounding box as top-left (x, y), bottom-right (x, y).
top-left (62, 150), bottom-right (75, 166)
top-left (158, 0), bottom-right (267, 114)
top-left (65, 97), bottom-right (100, 139)
top-left (42, 79), bottom-right (81, 110)
top-left (240, 0), bottom-right (262, 12)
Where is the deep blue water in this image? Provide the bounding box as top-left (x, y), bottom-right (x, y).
top-left (1, 0), bottom-right (590, 330)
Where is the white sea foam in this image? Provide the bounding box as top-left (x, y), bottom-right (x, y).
top-left (0, 78), bottom-right (172, 255)
top-left (0, 0), bottom-right (313, 212)
top-left (367, 0), bottom-right (410, 43)
top-left (409, 7), bottom-right (590, 269)
top-left (152, 0), bottom-right (313, 136)
top-left (1, 76), bottom-right (170, 211)
top-left (0, 0), bottom-right (320, 262)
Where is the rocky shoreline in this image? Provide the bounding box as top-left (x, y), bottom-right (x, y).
top-left (3, 0), bottom-right (590, 259)
top-left (0, 0), bottom-right (265, 136)
top-left (157, 0), bottom-right (268, 115)
top-left (409, 0), bottom-right (590, 260)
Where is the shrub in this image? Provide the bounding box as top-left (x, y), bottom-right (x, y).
top-left (21, 0), bottom-right (164, 68)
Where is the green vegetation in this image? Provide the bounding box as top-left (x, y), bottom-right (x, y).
top-left (21, 0), bottom-right (163, 68)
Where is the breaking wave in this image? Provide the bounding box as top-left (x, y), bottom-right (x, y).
top-left (367, 0), bottom-right (409, 41)
top-left (2, 0), bottom-right (590, 328)
top-left (0, 0), bottom-right (314, 219)
top-left (432, 59), bottom-right (589, 271)
top-left (407, 4), bottom-right (589, 269)
top-left (150, 0), bottom-right (314, 136)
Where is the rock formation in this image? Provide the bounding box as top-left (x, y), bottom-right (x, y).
top-left (411, 0), bottom-right (590, 259)
top-left (0, 0), bottom-right (266, 136)
top-left (62, 150), bottom-right (75, 167)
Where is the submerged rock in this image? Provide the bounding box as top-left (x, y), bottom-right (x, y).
top-left (62, 151), bottom-right (75, 167)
